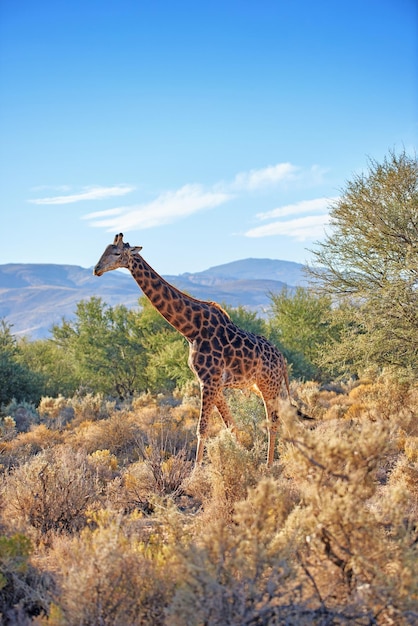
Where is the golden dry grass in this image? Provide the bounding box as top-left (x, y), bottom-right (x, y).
top-left (0, 373), bottom-right (417, 624)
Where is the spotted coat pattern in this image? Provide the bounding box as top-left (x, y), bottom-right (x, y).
top-left (94, 233), bottom-right (291, 465)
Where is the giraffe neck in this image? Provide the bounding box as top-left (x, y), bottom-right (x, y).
top-left (128, 253), bottom-right (201, 340)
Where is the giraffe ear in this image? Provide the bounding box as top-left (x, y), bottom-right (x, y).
top-left (130, 246), bottom-right (143, 254)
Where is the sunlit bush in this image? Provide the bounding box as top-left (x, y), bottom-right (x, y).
top-left (0, 423), bottom-right (63, 471)
top-left (69, 393), bottom-right (116, 424)
top-left (47, 511), bottom-right (174, 626)
top-left (276, 405), bottom-right (418, 623)
top-left (1, 445), bottom-right (102, 540)
top-left (65, 410), bottom-right (144, 463)
top-left (0, 374), bottom-right (417, 624)
top-left (38, 395), bottom-right (74, 430)
top-left (167, 478), bottom-right (301, 625)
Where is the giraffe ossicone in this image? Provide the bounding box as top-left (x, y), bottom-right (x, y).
top-left (94, 233), bottom-right (303, 466)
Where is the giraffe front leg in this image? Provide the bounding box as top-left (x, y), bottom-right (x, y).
top-left (195, 436), bottom-right (205, 465)
top-left (195, 384), bottom-right (217, 465)
top-left (263, 396), bottom-right (280, 467)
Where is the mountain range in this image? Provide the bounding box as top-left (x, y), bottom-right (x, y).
top-left (0, 258), bottom-right (308, 340)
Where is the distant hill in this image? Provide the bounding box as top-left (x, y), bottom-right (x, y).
top-left (0, 258), bottom-right (308, 339)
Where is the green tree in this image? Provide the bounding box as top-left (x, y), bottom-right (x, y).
top-left (226, 304), bottom-right (267, 336)
top-left (267, 287), bottom-right (339, 380)
top-left (18, 337), bottom-right (79, 398)
top-left (52, 298), bottom-right (148, 397)
top-left (309, 151), bottom-right (418, 375)
top-left (0, 320), bottom-right (43, 406)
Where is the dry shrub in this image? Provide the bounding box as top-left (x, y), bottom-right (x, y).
top-left (186, 429), bottom-right (261, 522)
top-left (227, 391), bottom-right (270, 461)
top-left (66, 403), bottom-right (195, 466)
top-left (170, 402), bottom-right (200, 434)
top-left (167, 478), bottom-right (303, 626)
top-left (65, 410), bottom-right (144, 462)
top-left (131, 390), bottom-right (159, 409)
top-left (388, 455), bottom-right (418, 522)
top-left (172, 380), bottom-right (200, 407)
top-left (0, 377), bottom-right (415, 624)
top-left (344, 371), bottom-right (418, 425)
top-left (132, 402), bottom-right (197, 456)
top-left (313, 389), bottom-right (346, 419)
top-left (38, 395), bottom-right (68, 419)
top-left (38, 396), bottom-right (74, 430)
top-left (1, 445), bottom-right (102, 541)
top-left (99, 421), bottom-right (195, 513)
top-left (15, 424), bottom-right (62, 452)
top-left (0, 424), bottom-right (63, 471)
top-left (127, 404), bottom-right (161, 435)
top-left (294, 378), bottom-right (354, 422)
top-left (141, 444), bottom-right (193, 497)
top-left (88, 449), bottom-right (119, 487)
top-left (106, 445), bottom-right (193, 515)
top-left (404, 436), bottom-right (418, 463)
top-left (69, 393), bottom-right (116, 425)
top-left (277, 407), bottom-right (418, 624)
top-left (296, 373), bottom-right (418, 427)
top-left (289, 380), bottom-right (325, 419)
top-left (0, 416), bottom-right (17, 442)
top-left (47, 511), bottom-right (174, 626)
top-left (88, 448), bottom-right (118, 471)
top-left (105, 464), bottom-right (154, 514)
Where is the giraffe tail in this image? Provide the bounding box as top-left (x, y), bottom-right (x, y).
top-left (283, 364), bottom-right (315, 422)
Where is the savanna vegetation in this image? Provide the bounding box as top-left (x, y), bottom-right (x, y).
top-left (0, 151), bottom-right (417, 625)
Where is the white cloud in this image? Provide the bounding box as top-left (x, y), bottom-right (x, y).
top-left (30, 184), bottom-right (72, 193)
top-left (84, 184), bottom-right (231, 231)
top-left (82, 207), bottom-right (125, 220)
top-left (256, 197), bottom-right (336, 220)
top-left (30, 185), bottom-right (135, 205)
top-left (232, 162), bottom-right (298, 191)
top-left (245, 214), bottom-right (331, 241)
top-left (244, 195), bottom-right (337, 241)
top-left (75, 162), bottom-right (330, 236)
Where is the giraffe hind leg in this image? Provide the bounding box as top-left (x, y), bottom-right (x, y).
top-left (267, 425), bottom-right (278, 467)
top-left (215, 391), bottom-right (238, 435)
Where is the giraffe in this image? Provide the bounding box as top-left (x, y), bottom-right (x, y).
top-left (94, 233), bottom-right (301, 466)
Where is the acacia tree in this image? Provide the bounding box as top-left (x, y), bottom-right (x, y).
top-left (52, 298), bottom-right (148, 397)
top-left (226, 305), bottom-right (267, 337)
top-left (0, 320), bottom-right (43, 405)
top-left (309, 151), bottom-right (418, 374)
top-left (267, 287), bottom-right (339, 380)
top-left (18, 338), bottom-right (79, 398)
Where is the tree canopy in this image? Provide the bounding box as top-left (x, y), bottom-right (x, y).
top-left (267, 287), bottom-right (340, 380)
top-left (0, 320), bottom-right (43, 406)
top-left (309, 151), bottom-right (418, 374)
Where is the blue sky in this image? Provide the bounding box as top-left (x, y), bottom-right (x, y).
top-left (1, 0), bottom-right (417, 275)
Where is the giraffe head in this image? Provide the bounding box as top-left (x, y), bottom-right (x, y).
top-left (93, 233), bottom-right (143, 276)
